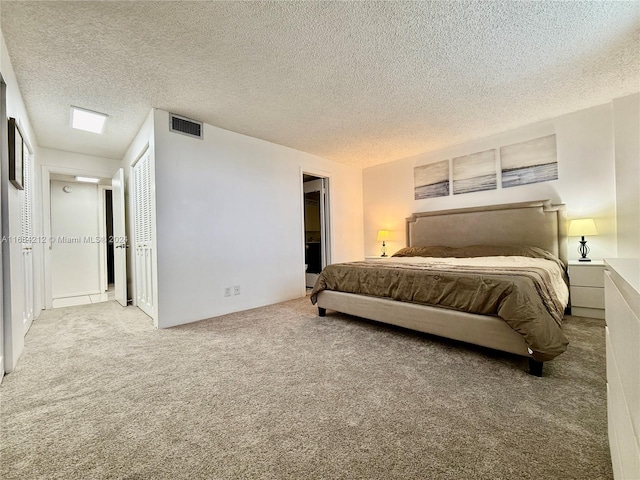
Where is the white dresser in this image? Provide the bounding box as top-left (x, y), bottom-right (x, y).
top-left (569, 260), bottom-right (606, 319)
top-left (604, 259), bottom-right (640, 480)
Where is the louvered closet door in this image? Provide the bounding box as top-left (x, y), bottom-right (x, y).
top-left (133, 151), bottom-right (154, 318)
top-left (20, 143), bottom-right (34, 333)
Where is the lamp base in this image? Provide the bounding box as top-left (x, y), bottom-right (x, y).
top-left (578, 238), bottom-right (591, 262)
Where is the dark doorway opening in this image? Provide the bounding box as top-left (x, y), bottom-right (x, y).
top-left (105, 189), bottom-right (115, 285)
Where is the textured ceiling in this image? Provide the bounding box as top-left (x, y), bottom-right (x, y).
top-left (1, 1), bottom-right (639, 168)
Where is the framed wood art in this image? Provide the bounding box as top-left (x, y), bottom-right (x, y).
top-left (8, 117), bottom-right (24, 190)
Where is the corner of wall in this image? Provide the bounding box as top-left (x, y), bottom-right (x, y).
top-left (362, 102), bottom-right (619, 260)
top-left (149, 110), bottom-right (364, 328)
top-left (612, 92), bottom-right (640, 258)
top-left (122, 108), bottom-right (158, 327)
top-left (1, 26), bottom-right (37, 372)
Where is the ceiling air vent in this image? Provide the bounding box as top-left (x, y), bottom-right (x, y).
top-left (169, 114), bottom-right (203, 139)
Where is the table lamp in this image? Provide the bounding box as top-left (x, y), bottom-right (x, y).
top-left (377, 230), bottom-right (390, 257)
top-left (568, 218), bottom-right (598, 262)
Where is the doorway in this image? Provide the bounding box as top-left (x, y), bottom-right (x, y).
top-left (104, 189), bottom-right (115, 288)
top-left (44, 171), bottom-right (124, 308)
top-left (303, 174), bottom-right (330, 288)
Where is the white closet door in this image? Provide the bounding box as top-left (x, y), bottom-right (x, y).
top-left (133, 151), bottom-right (154, 318)
top-left (20, 143), bottom-right (34, 333)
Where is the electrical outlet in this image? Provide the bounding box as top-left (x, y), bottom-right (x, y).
top-left (233, 285), bottom-right (241, 295)
top-left (224, 287), bottom-right (232, 297)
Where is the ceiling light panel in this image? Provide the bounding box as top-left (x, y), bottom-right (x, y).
top-left (71, 106), bottom-right (107, 134)
top-left (75, 176), bottom-right (101, 183)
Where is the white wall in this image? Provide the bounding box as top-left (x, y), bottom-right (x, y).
top-left (38, 147), bottom-right (121, 177)
top-left (612, 93), bottom-right (640, 258)
top-left (363, 102), bottom-right (618, 262)
top-left (1, 27), bottom-right (38, 372)
top-left (121, 110), bottom-right (157, 322)
top-left (152, 109), bottom-right (363, 328)
top-left (49, 180), bottom-right (101, 298)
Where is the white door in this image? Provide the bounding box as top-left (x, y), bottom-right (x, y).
top-left (132, 151), bottom-right (154, 318)
top-left (112, 168), bottom-right (127, 307)
top-left (304, 177), bottom-right (330, 288)
top-left (20, 138), bottom-right (34, 333)
top-left (50, 181), bottom-right (101, 298)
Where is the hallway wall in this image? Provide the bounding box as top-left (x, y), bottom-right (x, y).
top-left (49, 180), bottom-right (101, 298)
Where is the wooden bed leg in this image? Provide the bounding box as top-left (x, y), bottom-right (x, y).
top-left (318, 307), bottom-right (326, 317)
top-left (528, 358), bottom-right (543, 377)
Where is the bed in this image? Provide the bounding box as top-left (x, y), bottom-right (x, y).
top-left (310, 200), bottom-right (569, 376)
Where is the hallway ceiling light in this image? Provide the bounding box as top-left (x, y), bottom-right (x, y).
top-left (75, 176), bottom-right (100, 183)
top-left (70, 106), bottom-right (107, 134)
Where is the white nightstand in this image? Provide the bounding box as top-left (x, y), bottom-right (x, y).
top-left (568, 260), bottom-right (605, 319)
top-left (365, 256), bottom-right (388, 260)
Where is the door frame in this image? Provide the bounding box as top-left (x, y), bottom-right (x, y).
top-left (41, 165), bottom-right (118, 308)
top-left (98, 185), bottom-right (113, 293)
top-left (111, 168), bottom-right (127, 308)
top-left (0, 73), bottom-right (5, 380)
top-left (300, 168), bottom-right (333, 293)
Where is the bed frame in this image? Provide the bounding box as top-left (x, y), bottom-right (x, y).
top-left (316, 200), bottom-right (567, 376)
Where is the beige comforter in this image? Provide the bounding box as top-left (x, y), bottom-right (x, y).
top-left (310, 247), bottom-right (569, 361)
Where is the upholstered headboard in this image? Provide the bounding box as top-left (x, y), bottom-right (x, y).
top-left (406, 200), bottom-right (567, 265)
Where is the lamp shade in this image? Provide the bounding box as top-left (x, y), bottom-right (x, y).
top-left (568, 218), bottom-right (598, 237)
top-left (376, 230), bottom-right (390, 241)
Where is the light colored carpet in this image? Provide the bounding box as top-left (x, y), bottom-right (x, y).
top-left (0, 297), bottom-right (612, 479)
